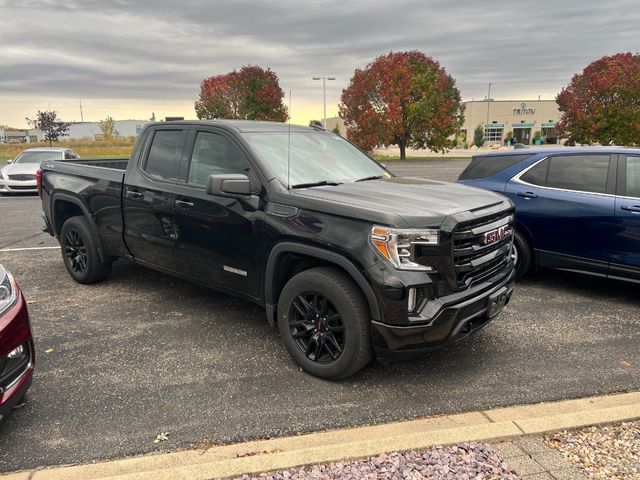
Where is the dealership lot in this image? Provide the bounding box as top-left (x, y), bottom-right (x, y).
top-left (0, 160), bottom-right (638, 472)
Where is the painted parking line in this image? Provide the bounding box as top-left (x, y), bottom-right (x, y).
top-left (0, 246), bottom-right (60, 252)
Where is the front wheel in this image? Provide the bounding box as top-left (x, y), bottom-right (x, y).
top-left (513, 230), bottom-right (532, 279)
top-left (277, 267), bottom-right (372, 380)
top-left (60, 216), bottom-right (112, 284)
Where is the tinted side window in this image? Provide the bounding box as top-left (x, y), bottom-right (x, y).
top-left (626, 156), bottom-right (640, 198)
top-left (64, 151), bottom-right (75, 160)
top-left (546, 154), bottom-right (610, 194)
top-left (520, 158), bottom-right (549, 186)
top-left (459, 154), bottom-right (532, 180)
top-left (144, 130), bottom-right (183, 181)
top-left (187, 131), bottom-right (250, 187)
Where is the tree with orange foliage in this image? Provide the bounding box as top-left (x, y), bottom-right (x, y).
top-left (195, 65), bottom-right (288, 122)
top-left (339, 51), bottom-right (464, 159)
top-left (556, 53), bottom-right (640, 146)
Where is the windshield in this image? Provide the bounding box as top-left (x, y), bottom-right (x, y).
top-left (14, 151), bottom-right (61, 164)
top-left (245, 131), bottom-right (389, 187)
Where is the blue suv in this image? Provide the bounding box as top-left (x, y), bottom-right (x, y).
top-left (457, 147), bottom-right (640, 282)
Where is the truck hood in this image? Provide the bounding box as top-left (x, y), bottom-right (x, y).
top-left (293, 177), bottom-right (509, 227)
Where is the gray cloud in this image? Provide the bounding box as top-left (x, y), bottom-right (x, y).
top-left (0, 0), bottom-right (639, 120)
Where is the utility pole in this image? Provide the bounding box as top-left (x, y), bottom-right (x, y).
top-left (79, 100), bottom-right (84, 122)
top-left (312, 76), bottom-right (336, 128)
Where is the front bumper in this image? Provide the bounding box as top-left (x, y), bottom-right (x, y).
top-left (371, 267), bottom-right (516, 359)
top-left (0, 179), bottom-right (37, 193)
top-left (0, 292), bottom-right (35, 421)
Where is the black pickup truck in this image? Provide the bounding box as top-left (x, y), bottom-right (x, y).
top-left (40, 120), bottom-right (516, 379)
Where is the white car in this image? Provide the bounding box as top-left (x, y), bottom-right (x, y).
top-left (0, 147), bottom-right (80, 194)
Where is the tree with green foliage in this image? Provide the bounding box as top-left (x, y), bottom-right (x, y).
top-left (26, 110), bottom-right (70, 146)
top-left (473, 125), bottom-right (485, 147)
top-left (195, 65), bottom-right (288, 122)
top-left (339, 51), bottom-right (465, 159)
top-left (99, 116), bottom-right (116, 139)
top-left (556, 52), bottom-right (640, 146)
top-left (331, 124), bottom-right (341, 136)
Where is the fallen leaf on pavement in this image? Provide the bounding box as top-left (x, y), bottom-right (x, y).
top-left (154, 432), bottom-right (169, 443)
top-left (620, 360), bottom-right (631, 369)
top-left (45, 347), bottom-right (54, 353)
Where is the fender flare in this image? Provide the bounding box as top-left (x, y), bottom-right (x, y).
top-left (51, 193), bottom-right (107, 262)
top-left (264, 242), bottom-right (381, 326)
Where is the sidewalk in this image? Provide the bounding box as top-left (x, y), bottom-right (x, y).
top-left (2, 392), bottom-right (639, 480)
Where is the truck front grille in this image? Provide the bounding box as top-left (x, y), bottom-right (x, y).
top-left (453, 210), bottom-right (514, 289)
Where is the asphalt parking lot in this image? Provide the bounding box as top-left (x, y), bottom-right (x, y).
top-left (0, 160), bottom-right (638, 472)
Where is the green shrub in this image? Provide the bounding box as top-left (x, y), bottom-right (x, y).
top-left (474, 125), bottom-right (485, 147)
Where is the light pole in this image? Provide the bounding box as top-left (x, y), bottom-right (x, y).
top-left (312, 76), bottom-right (336, 128)
top-left (486, 82), bottom-right (493, 125)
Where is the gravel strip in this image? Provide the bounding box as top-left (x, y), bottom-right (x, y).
top-left (545, 421), bottom-right (640, 478)
top-left (233, 443), bottom-right (520, 479)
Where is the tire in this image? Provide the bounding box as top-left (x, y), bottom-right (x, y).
top-left (277, 266), bottom-right (372, 380)
top-left (513, 230), bottom-right (532, 279)
top-left (60, 216), bottom-right (112, 284)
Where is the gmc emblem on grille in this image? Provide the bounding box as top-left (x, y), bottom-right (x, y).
top-left (482, 226), bottom-right (508, 245)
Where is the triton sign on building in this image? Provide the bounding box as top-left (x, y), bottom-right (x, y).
top-left (460, 99), bottom-right (561, 146)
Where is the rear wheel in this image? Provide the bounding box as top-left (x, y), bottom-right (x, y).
top-left (60, 216), bottom-right (112, 284)
top-left (277, 267), bottom-right (372, 380)
top-left (513, 230), bottom-right (532, 278)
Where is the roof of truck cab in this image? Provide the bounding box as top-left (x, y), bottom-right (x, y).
top-left (158, 119), bottom-right (322, 133)
top-left (472, 146), bottom-right (640, 157)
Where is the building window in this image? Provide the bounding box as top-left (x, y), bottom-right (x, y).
top-left (484, 126), bottom-right (503, 143)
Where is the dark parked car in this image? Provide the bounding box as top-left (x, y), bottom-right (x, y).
top-left (0, 265), bottom-right (34, 421)
top-left (458, 147), bottom-right (640, 282)
top-left (40, 120), bottom-right (515, 379)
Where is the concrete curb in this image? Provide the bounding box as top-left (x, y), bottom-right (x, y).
top-left (5, 391), bottom-right (640, 480)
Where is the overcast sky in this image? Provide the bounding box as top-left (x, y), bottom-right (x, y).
top-left (1, 0), bottom-right (639, 128)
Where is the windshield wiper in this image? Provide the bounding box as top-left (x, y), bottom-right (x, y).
top-left (291, 180), bottom-right (343, 189)
top-left (355, 175), bottom-right (384, 182)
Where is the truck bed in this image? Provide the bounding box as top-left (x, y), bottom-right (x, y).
top-left (62, 157), bottom-right (129, 170)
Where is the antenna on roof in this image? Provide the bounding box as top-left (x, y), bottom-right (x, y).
top-left (287, 89), bottom-right (291, 191)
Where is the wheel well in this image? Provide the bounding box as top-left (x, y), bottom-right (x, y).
top-left (268, 251), bottom-right (378, 328)
top-left (514, 223), bottom-right (535, 266)
top-left (514, 223), bottom-right (534, 250)
top-left (271, 252), bottom-right (333, 306)
top-left (53, 200), bottom-right (83, 236)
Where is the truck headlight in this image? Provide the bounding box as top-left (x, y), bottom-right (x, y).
top-left (370, 226), bottom-right (439, 271)
top-left (0, 267), bottom-right (18, 315)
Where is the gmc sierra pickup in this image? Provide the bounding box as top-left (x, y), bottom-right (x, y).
top-left (40, 120), bottom-right (516, 379)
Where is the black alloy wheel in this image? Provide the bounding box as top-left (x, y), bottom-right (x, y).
top-left (60, 216), bottom-right (112, 284)
top-left (64, 229), bottom-right (88, 274)
top-left (289, 292), bottom-right (345, 363)
top-left (277, 266), bottom-right (372, 380)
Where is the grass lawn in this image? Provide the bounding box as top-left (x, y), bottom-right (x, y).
top-left (0, 138), bottom-right (136, 161)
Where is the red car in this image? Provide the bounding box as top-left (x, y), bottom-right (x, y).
top-left (0, 265), bottom-right (34, 421)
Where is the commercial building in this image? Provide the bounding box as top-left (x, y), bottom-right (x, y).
top-left (67, 120), bottom-right (150, 140)
top-left (459, 99), bottom-right (561, 146)
top-left (0, 129), bottom-right (44, 143)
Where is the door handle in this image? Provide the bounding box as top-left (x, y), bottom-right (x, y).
top-left (175, 199), bottom-right (194, 209)
top-left (621, 205), bottom-right (640, 213)
top-left (126, 189), bottom-right (143, 199)
top-left (517, 191), bottom-right (538, 199)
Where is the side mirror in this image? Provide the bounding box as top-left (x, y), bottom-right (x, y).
top-left (207, 174), bottom-right (252, 197)
top-left (6, 159), bottom-right (12, 164)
